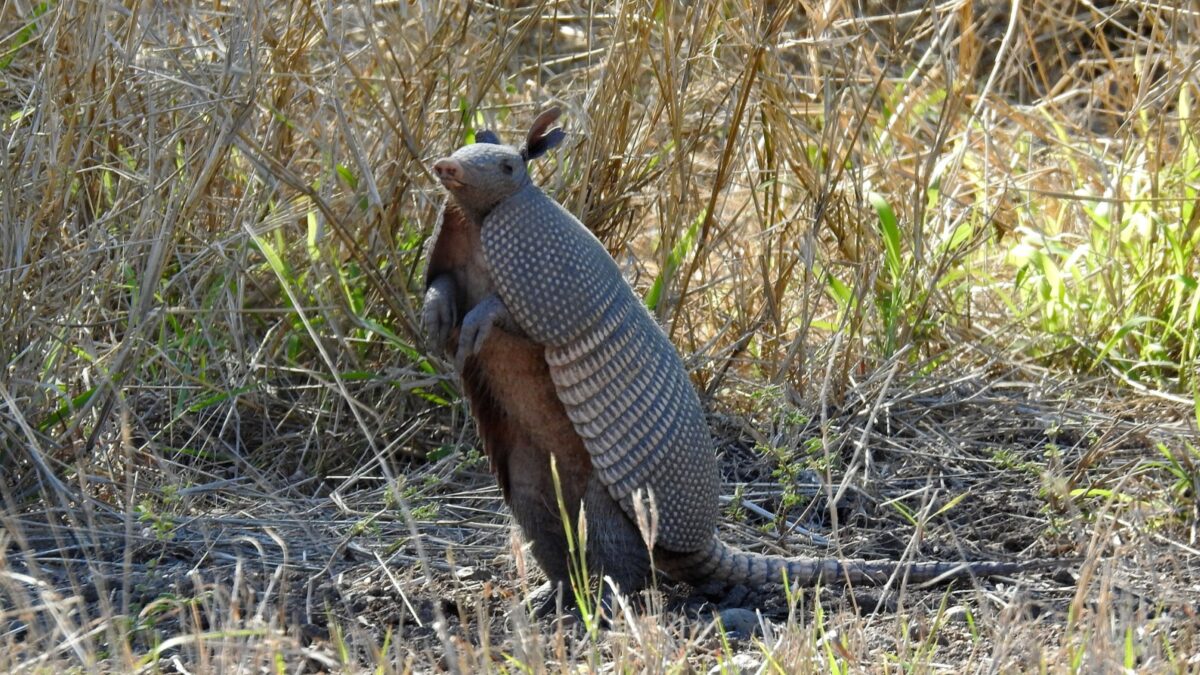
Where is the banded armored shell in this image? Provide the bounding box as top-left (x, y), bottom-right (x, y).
top-left (481, 181), bottom-right (720, 553)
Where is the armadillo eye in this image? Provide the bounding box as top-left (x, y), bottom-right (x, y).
top-left (500, 161), bottom-right (513, 175)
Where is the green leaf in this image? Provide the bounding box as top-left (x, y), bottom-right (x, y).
top-left (37, 386), bottom-right (96, 432)
top-left (187, 385), bottom-right (255, 412)
top-left (458, 98), bottom-right (486, 144)
top-left (869, 191), bottom-right (904, 281)
top-left (253, 231), bottom-right (290, 282)
top-left (1124, 625), bottom-right (1136, 670)
top-left (934, 491), bottom-right (969, 517)
top-left (335, 164), bottom-right (358, 189)
top-left (0, 2), bottom-right (50, 71)
top-left (306, 210), bottom-right (320, 262)
top-left (1090, 316), bottom-right (1167, 370)
top-left (825, 272), bottom-right (852, 307)
top-left (644, 208), bottom-right (704, 310)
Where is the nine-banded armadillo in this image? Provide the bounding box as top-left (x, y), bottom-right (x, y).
top-left (423, 108), bottom-right (1055, 606)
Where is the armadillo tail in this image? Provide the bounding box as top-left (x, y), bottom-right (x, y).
top-left (658, 537), bottom-right (1058, 594)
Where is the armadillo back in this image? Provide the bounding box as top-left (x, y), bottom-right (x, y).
top-left (483, 183), bottom-right (719, 553)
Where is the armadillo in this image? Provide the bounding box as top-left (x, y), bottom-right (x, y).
top-left (423, 108), bottom-right (1058, 604)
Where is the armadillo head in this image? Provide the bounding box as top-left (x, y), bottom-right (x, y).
top-left (432, 107), bottom-right (566, 221)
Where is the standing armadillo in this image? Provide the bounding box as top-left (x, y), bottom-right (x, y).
top-left (423, 108), bottom-right (1056, 606)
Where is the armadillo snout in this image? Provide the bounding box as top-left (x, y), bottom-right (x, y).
top-left (433, 158), bottom-right (465, 188)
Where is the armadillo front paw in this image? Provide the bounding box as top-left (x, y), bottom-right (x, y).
top-left (455, 294), bottom-right (509, 371)
top-left (422, 277), bottom-right (457, 353)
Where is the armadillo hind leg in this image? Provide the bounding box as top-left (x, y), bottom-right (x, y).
top-left (509, 466), bottom-right (651, 611)
top-left (581, 475), bottom-right (652, 596)
top-left (505, 441), bottom-right (583, 590)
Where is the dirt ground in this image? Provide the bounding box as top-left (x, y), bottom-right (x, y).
top-left (4, 365), bottom-right (1196, 671)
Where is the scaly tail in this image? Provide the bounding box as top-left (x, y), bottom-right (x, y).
top-left (657, 537), bottom-right (1064, 595)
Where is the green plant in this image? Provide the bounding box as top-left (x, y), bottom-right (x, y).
top-left (548, 455), bottom-right (602, 643)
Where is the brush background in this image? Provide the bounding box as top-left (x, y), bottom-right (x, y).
top-left (1, 1), bottom-right (1197, 671)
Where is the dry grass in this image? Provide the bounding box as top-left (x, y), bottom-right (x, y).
top-left (1, 0), bottom-right (1197, 671)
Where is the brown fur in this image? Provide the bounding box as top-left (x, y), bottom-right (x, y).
top-left (423, 202), bottom-right (493, 311)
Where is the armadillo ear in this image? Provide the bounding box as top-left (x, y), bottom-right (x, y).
top-left (474, 129), bottom-right (501, 145)
top-left (521, 107), bottom-right (566, 161)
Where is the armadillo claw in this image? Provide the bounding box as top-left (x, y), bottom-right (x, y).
top-left (422, 278), bottom-right (456, 353)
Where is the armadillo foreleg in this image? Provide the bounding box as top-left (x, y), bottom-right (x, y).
top-left (422, 273), bottom-right (457, 353)
top-left (456, 293), bottom-right (523, 371)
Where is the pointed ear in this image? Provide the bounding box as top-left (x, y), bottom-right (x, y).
top-left (474, 129), bottom-right (501, 145)
top-left (521, 107), bottom-right (566, 160)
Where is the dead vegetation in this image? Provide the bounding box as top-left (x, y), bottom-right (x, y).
top-left (1, 0), bottom-right (1197, 672)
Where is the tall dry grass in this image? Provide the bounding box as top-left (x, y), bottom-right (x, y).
top-left (1, 0), bottom-right (1197, 671)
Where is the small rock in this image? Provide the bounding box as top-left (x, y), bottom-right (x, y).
top-left (943, 605), bottom-right (969, 623)
top-left (848, 589), bottom-right (896, 614)
top-left (454, 566), bottom-right (490, 581)
top-left (708, 652), bottom-right (763, 675)
top-left (714, 607), bottom-right (761, 640)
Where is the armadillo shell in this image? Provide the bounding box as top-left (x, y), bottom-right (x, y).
top-left (483, 183), bottom-right (719, 552)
